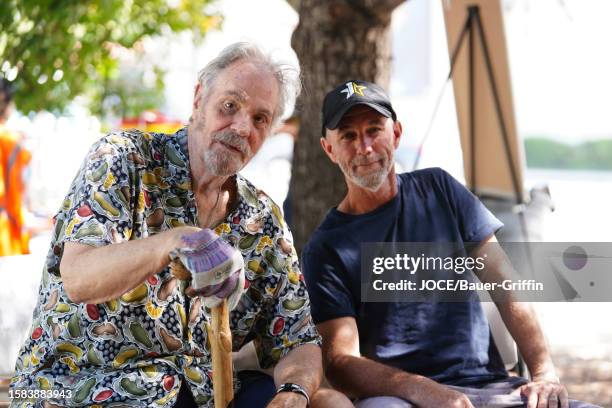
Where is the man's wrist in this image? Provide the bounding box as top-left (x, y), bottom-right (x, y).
top-left (530, 365), bottom-right (560, 382)
top-left (531, 371), bottom-right (560, 383)
top-left (275, 382), bottom-right (310, 407)
top-left (270, 390), bottom-right (308, 407)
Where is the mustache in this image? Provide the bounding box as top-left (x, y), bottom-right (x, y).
top-left (351, 153), bottom-right (384, 166)
top-left (212, 130), bottom-right (251, 156)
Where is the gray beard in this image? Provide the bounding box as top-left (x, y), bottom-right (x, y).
top-left (204, 149), bottom-right (243, 176)
top-left (341, 156), bottom-right (393, 192)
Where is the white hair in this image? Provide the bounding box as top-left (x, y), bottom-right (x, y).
top-left (197, 42), bottom-right (300, 126)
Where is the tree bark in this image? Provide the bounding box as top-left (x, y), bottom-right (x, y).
top-left (289, 0), bottom-right (404, 253)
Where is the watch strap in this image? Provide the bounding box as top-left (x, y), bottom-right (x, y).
top-left (276, 382), bottom-right (310, 406)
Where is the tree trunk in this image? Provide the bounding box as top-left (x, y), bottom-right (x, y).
top-left (289, 0), bottom-right (404, 253)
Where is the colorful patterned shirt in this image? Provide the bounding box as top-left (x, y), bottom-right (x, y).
top-left (10, 128), bottom-right (321, 407)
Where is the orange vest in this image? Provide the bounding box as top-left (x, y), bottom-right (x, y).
top-left (0, 126), bottom-right (31, 255)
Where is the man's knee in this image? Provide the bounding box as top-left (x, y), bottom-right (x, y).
top-left (311, 388), bottom-right (354, 408)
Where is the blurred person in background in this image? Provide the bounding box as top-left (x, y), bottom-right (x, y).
top-left (0, 78), bottom-right (32, 256)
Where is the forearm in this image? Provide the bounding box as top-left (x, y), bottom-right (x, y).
top-left (473, 238), bottom-right (556, 379)
top-left (327, 354), bottom-right (441, 404)
top-left (273, 344), bottom-right (322, 398)
top-left (495, 301), bottom-right (556, 378)
top-left (61, 227), bottom-right (193, 304)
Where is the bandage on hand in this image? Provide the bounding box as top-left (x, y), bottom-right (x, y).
top-left (169, 228), bottom-right (245, 310)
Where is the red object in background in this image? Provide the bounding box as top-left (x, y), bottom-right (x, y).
top-left (120, 110), bottom-right (183, 134)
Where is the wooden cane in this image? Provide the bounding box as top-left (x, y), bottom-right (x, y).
top-left (210, 299), bottom-right (233, 408)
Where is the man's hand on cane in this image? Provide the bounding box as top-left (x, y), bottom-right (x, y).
top-left (169, 228), bottom-right (246, 309)
top-left (169, 228), bottom-right (246, 408)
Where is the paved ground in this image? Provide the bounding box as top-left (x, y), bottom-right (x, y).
top-left (536, 303), bottom-right (612, 407)
top-left (553, 353), bottom-right (612, 407)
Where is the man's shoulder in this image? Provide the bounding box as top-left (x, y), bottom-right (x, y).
top-left (88, 129), bottom-right (150, 162)
top-left (93, 128), bottom-right (187, 167)
top-left (399, 166), bottom-right (451, 184)
top-left (99, 128), bottom-right (176, 150)
top-left (100, 128), bottom-right (147, 145)
top-left (397, 167), bottom-right (460, 199)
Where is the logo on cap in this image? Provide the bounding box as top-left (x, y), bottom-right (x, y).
top-left (340, 81), bottom-right (367, 99)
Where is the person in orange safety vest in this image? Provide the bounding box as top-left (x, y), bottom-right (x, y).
top-left (0, 78), bottom-right (32, 256)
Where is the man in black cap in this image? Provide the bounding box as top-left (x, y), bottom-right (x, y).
top-left (301, 80), bottom-right (598, 407)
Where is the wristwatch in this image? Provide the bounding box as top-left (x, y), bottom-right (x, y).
top-left (276, 382), bottom-right (310, 407)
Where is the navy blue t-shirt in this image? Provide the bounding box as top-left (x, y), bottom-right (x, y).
top-left (302, 168), bottom-right (508, 386)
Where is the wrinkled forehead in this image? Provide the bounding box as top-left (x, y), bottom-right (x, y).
top-left (211, 61), bottom-right (280, 110)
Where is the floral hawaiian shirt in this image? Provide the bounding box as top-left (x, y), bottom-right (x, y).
top-left (10, 128), bottom-right (321, 407)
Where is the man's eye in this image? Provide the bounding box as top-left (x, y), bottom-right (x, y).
top-left (223, 101), bottom-right (236, 111)
top-left (368, 127), bottom-right (383, 134)
top-left (254, 115), bottom-right (269, 126)
top-left (341, 132), bottom-right (356, 140)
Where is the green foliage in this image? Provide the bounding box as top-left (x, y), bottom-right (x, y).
top-left (525, 137), bottom-right (612, 170)
top-left (0, 0), bottom-right (221, 115)
top-left (93, 63), bottom-right (166, 119)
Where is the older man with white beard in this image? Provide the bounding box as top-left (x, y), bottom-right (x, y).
top-left (11, 43), bottom-right (352, 408)
top-left (302, 80), bottom-right (600, 408)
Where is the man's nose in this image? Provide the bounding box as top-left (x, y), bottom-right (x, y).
top-left (356, 134), bottom-right (375, 154)
top-left (230, 112), bottom-right (251, 138)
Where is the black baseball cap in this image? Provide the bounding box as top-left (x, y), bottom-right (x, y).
top-left (321, 80), bottom-right (397, 136)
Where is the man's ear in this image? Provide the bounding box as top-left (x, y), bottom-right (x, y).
top-left (392, 120), bottom-right (403, 149)
top-left (193, 83), bottom-right (202, 111)
top-left (320, 135), bottom-right (338, 164)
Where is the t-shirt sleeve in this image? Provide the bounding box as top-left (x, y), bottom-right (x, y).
top-left (252, 206), bottom-right (321, 369)
top-left (435, 168), bottom-right (503, 243)
top-left (55, 133), bottom-right (139, 249)
top-left (301, 245), bottom-right (356, 325)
